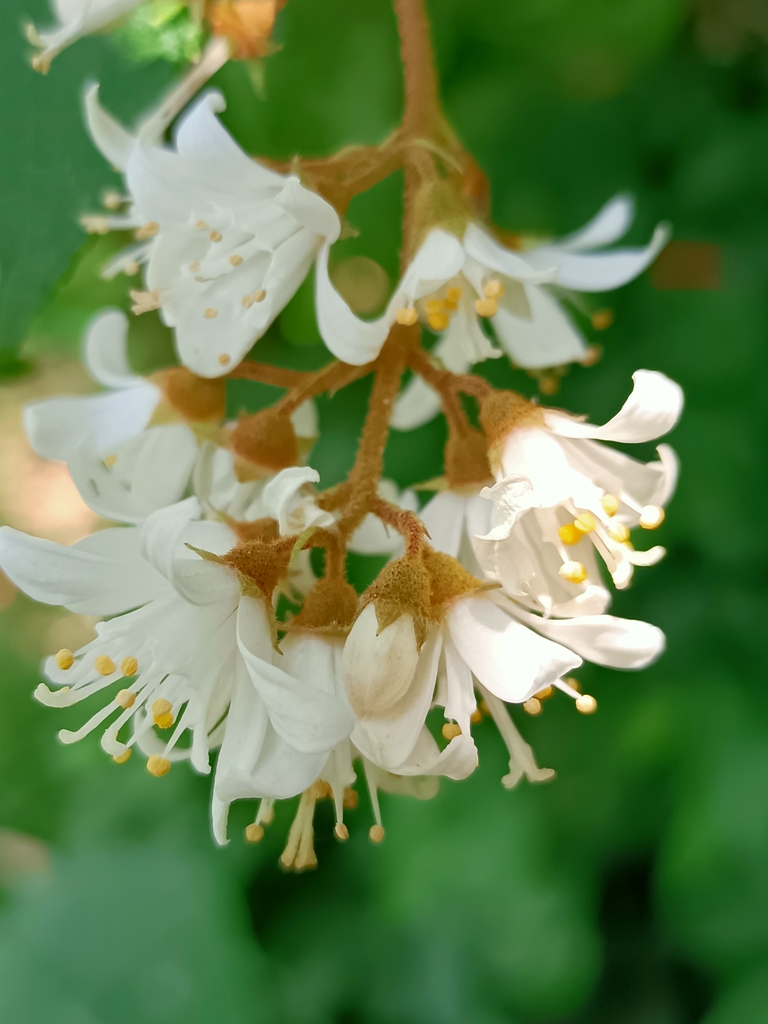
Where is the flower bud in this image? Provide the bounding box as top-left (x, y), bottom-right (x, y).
top-left (343, 604), bottom-right (420, 719)
top-left (229, 408), bottom-right (299, 477)
top-left (153, 368), bottom-right (226, 422)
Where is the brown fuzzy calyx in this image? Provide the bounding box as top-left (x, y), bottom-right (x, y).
top-left (231, 517), bottom-right (280, 545)
top-left (219, 536), bottom-right (295, 604)
top-left (479, 390), bottom-right (545, 471)
top-left (292, 576), bottom-right (360, 632)
top-left (153, 368), bottom-right (226, 422)
top-left (422, 547), bottom-right (489, 618)
top-left (444, 426), bottom-right (493, 490)
top-left (228, 408), bottom-right (299, 475)
top-left (361, 555), bottom-right (433, 650)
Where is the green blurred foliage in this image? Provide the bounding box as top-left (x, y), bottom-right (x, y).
top-left (2, 0), bottom-right (768, 1020)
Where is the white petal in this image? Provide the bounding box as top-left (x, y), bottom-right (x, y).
top-left (83, 309), bottom-right (144, 388)
top-left (343, 605), bottom-right (421, 719)
top-left (0, 525), bottom-right (168, 614)
top-left (462, 223), bottom-right (557, 282)
top-left (545, 370), bottom-right (684, 443)
top-left (291, 399), bottom-right (318, 439)
top-left (556, 193), bottom-right (636, 251)
top-left (260, 466), bottom-right (333, 535)
top-left (390, 374), bottom-right (443, 431)
top-left (139, 496), bottom-right (201, 582)
top-left (83, 83), bottom-right (135, 173)
top-left (274, 176), bottom-right (340, 242)
top-left (531, 223), bottom-right (671, 292)
top-left (314, 242), bottom-right (390, 364)
top-left (447, 595), bottom-right (581, 703)
top-left (378, 727), bottom-right (477, 781)
top-left (513, 607), bottom-right (665, 669)
top-left (492, 284), bottom-right (588, 369)
top-left (419, 490), bottom-right (469, 558)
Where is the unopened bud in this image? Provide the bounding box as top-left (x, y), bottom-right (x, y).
top-left (154, 368), bottom-right (226, 422)
top-left (342, 604), bottom-right (421, 719)
top-left (229, 408), bottom-right (299, 474)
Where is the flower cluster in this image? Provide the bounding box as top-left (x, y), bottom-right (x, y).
top-left (5, 0), bottom-right (683, 868)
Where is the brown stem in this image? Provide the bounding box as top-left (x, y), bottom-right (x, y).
top-left (275, 360), bottom-right (374, 416)
top-left (408, 346), bottom-right (494, 402)
top-left (370, 497), bottom-right (428, 556)
top-left (227, 361), bottom-right (306, 389)
top-left (394, 0), bottom-right (440, 137)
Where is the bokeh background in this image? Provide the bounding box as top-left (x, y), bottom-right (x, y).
top-left (1, 0), bottom-right (767, 1020)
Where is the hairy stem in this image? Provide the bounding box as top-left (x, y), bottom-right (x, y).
top-left (275, 360), bottom-right (374, 416)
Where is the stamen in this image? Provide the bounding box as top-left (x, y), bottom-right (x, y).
top-left (608, 522), bottom-right (630, 543)
top-left (245, 823), bottom-right (265, 843)
top-left (257, 798), bottom-right (275, 825)
top-left (94, 655), bottom-right (116, 676)
top-left (576, 694), bottom-right (598, 714)
top-left (445, 285), bottom-right (462, 303)
top-left (484, 279), bottom-right (504, 299)
top-left (103, 454), bottom-right (118, 467)
top-left (427, 311), bottom-right (449, 331)
top-left (425, 299), bottom-right (444, 314)
top-left (146, 755), bottom-right (171, 777)
top-left (342, 787), bottom-right (358, 810)
top-left (80, 215), bottom-right (110, 235)
top-left (102, 192), bottom-right (123, 210)
top-left (229, 255), bottom-right (243, 266)
top-left (600, 494), bottom-right (620, 517)
top-left (280, 786), bottom-right (319, 871)
top-left (558, 523), bottom-right (582, 545)
top-left (523, 697), bottom-right (542, 715)
top-left (591, 309), bottom-right (614, 330)
top-left (123, 261), bottom-right (140, 277)
top-left (559, 561), bottom-right (587, 584)
top-left (334, 823), bottom-right (349, 841)
top-left (441, 722), bottom-right (462, 739)
top-left (574, 512), bottom-right (596, 534)
top-left (112, 749), bottom-right (132, 764)
top-left (115, 689), bottom-right (136, 709)
top-left (478, 684), bottom-right (555, 787)
top-left (203, 308), bottom-right (219, 319)
top-left (135, 221), bottom-right (159, 240)
top-left (218, 354), bottom-right (231, 366)
top-left (55, 649), bottom-right (73, 671)
top-left (470, 708), bottom-right (483, 724)
top-left (130, 289), bottom-right (161, 315)
top-left (369, 825), bottom-right (385, 843)
top-left (396, 306), bottom-right (418, 326)
top-left (209, 230), bottom-right (222, 243)
top-left (120, 656), bottom-right (138, 676)
top-left (152, 698), bottom-right (174, 729)
top-left (535, 685), bottom-right (554, 700)
top-left (639, 505), bottom-right (665, 529)
top-left (475, 297), bottom-right (498, 317)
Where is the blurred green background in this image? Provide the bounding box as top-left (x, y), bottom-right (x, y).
top-left (1, 0), bottom-right (767, 1020)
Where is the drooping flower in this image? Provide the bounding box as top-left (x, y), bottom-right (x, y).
top-left (86, 88), bottom-right (341, 376)
top-left (475, 369), bottom-right (684, 601)
top-left (0, 498), bottom-right (355, 845)
top-left (26, 0), bottom-right (144, 73)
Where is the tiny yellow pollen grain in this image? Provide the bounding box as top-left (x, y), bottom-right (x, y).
top-left (204, 307), bottom-right (218, 319)
top-left (575, 694), bottom-right (598, 715)
top-left (218, 353), bottom-right (231, 366)
top-left (484, 279), bottom-right (504, 299)
top-left (559, 560), bottom-right (587, 584)
top-left (334, 823), bottom-right (349, 841)
top-left (558, 523), bottom-right (582, 546)
top-left (591, 308), bottom-right (614, 331)
top-left (120, 656), bottom-right (138, 677)
top-left (152, 698), bottom-right (173, 717)
top-left (535, 685), bottom-right (554, 701)
top-left (113, 749), bottom-right (132, 764)
top-left (574, 512), bottom-right (597, 534)
top-left (369, 824), bottom-right (385, 844)
top-left (229, 254), bottom-right (243, 266)
top-left (425, 298), bottom-right (444, 314)
top-left (523, 697), bottom-right (543, 716)
top-left (600, 493), bottom-right (620, 517)
top-left (115, 689), bottom-right (136, 709)
top-left (146, 755), bottom-right (171, 777)
top-left (195, 220), bottom-right (209, 230)
top-left (445, 285), bottom-right (462, 303)
top-left (441, 722), bottom-right (462, 740)
top-left (94, 655), bottom-right (116, 676)
top-left (245, 823), bottom-right (265, 843)
top-left (55, 649), bottom-right (74, 671)
top-left (608, 522), bottom-right (630, 543)
top-left (210, 230), bottom-right (223, 243)
top-left (470, 708), bottom-right (483, 724)
top-left (103, 454), bottom-right (118, 467)
top-left (396, 306), bottom-right (418, 326)
top-left (639, 505), bottom-right (665, 530)
top-left (475, 296), bottom-right (498, 317)
top-left (427, 311), bottom-right (450, 332)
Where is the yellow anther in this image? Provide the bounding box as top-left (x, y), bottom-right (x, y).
top-left (229, 254), bottom-right (243, 266)
top-left (124, 261), bottom-right (140, 277)
top-left (445, 286), bottom-right (462, 303)
top-left (483, 279), bottom-right (504, 299)
top-left (608, 522), bottom-right (630, 543)
top-left (245, 823), bottom-right (265, 843)
top-left (103, 454), bottom-right (118, 468)
top-left (203, 307), bottom-right (218, 319)
top-left (425, 298), bottom-right (444, 314)
top-left (536, 685), bottom-right (554, 700)
top-left (579, 344), bottom-right (603, 367)
top-left (55, 649), bottom-right (74, 671)
top-left (155, 714), bottom-right (174, 729)
top-left (591, 308), bottom-right (614, 330)
top-left (120, 656), bottom-right (138, 677)
top-left (539, 375), bottom-right (560, 396)
top-left (209, 230), bottom-right (223, 243)
top-left (441, 723), bottom-right (462, 740)
top-left (369, 825), bottom-right (385, 843)
top-left (470, 708), bottom-right (483, 724)
top-left (218, 353), bottom-right (231, 366)
top-left (427, 312), bottom-right (450, 332)
top-left (189, 261), bottom-right (200, 273)
top-left (146, 755), bottom-right (171, 777)
top-left (102, 191), bottom-right (122, 210)
top-left (334, 823), bottom-right (349, 841)
top-left (574, 512), bottom-right (597, 534)
top-left (475, 297), bottom-right (498, 317)
top-left (639, 505), bottom-right (665, 530)
top-left (396, 306), bottom-right (418, 326)
top-left (113, 749), bottom-right (132, 764)
top-left (564, 676), bottom-right (581, 692)
top-left (195, 220), bottom-right (209, 230)
top-left (115, 689), bottom-right (136, 709)
top-left (135, 221), bottom-right (159, 240)
top-left (559, 561), bottom-right (588, 584)
top-left (81, 215), bottom-right (111, 235)
top-left (558, 523), bottom-right (582, 545)
top-left (479, 699), bottom-right (491, 716)
top-left (600, 493), bottom-right (620, 517)
top-left (94, 655), bottom-right (116, 676)
top-left (343, 787), bottom-right (359, 810)
top-left (152, 698), bottom-right (173, 722)
top-left (443, 297), bottom-right (459, 311)
top-left (575, 694), bottom-right (598, 715)
top-left (523, 697), bottom-right (543, 716)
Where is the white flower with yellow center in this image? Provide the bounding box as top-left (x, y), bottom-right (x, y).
top-left (86, 88), bottom-right (341, 377)
top-left (475, 370), bottom-right (683, 605)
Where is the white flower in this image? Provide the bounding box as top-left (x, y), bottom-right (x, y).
top-left (87, 88), bottom-right (341, 377)
top-left (26, 0), bottom-right (144, 73)
top-left (0, 499), bottom-right (355, 843)
top-left (476, 369), bottom-right (683, 602)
